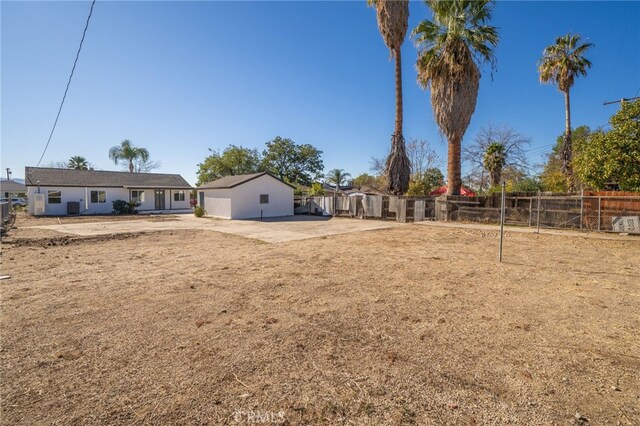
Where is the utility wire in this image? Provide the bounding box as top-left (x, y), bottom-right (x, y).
top-left (36, 0), bottom-right (96, 167)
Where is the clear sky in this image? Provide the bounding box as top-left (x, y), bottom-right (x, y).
top-left (2, 1), bottom-right (639, 185)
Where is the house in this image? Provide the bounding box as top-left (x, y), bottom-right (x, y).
top-left (25, 167), bottom-right (193, 216)
top-left (1, 179), bottom-right (26, 199)
top-left (197, 172), bottom-right (294, 219)
top-left (430, 185), bottom-right (477, 197)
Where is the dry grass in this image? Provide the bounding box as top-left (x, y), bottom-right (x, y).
top-left (1, 221), bottom-right (639, 424)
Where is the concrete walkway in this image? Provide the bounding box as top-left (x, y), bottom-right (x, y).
top-left (23, 215), bottom-right (402, 243)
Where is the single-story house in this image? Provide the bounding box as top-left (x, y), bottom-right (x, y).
top-left (1, 179), bottom-right (26, 199)
top-left (25, 167), bottom-right (193, 216)
top-left (198, 172), bottom-right (294, 219)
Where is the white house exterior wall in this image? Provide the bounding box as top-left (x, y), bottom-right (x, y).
top-left (199, 188), bottom-right (232, 218)
top-left (27, 186), bottom-right (128, 215)
top-left (27, 186), bottom-right (192, 215)
top-left (230, 175), bottom-right (293, 219)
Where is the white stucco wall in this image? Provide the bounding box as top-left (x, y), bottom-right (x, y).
top-left (199, 175), bottom-right (293, 219)
top-left (27, 186), bottom-right (192, 215)
top-left (27, 186), bottom-right (128, 215)
top-left (199, 188), bottom-right (232, 218)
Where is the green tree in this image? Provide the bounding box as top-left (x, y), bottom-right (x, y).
top-left (67, 155), bottom-right (89, 170)
top-left (368, 0), bottom-right (411, 194)
top-left (325, 169), bottom-right (351, 191)
top-left (538, 33), bottom-right (594, 191)
top-left (196, 145), bottom-right (261, 187)
top-left (407, 167), bottom-right (444, 196)
top-left (308, 182), bottom-right (326, 196)
top-left (261, 136), bottom-right (323, 186)
top-left (483, 142), bottom-right (506, 186)
top-left (540, 125), bottom-right (591, 192)
top-left (109, 140), bottom-right (150, 173)
top-left (414, 0), bottom-right (499, 195)
top-left (573, 100), bottom-right (640, 191)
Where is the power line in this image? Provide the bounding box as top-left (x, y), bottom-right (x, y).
top-left (35, 0), bottom-right (96, 167)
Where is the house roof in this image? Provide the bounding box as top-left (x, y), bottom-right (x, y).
top-left (198, 172), bottom-right (296, 190)
top-left (24, 167), bottom-right (192, 189)
top-left (0, 180), bottom-right (26, 192)
top-left (430, 185), bottom-right (477, 197)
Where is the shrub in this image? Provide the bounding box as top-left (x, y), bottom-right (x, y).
top-left (112, 200), bottom-right (139, 215)
top-left (194, 206), bottom-right (205, 217)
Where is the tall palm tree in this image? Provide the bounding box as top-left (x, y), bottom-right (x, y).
top-left (108, 139), bottom-right (150, 173)
top-left (483, 142), bottom-right (506, 186)
top-left (413, 0), bottom-right (498, 195)
top-left (538, 33), bottom-right (593, 192)
top-left (325, 169), bottom-right (352, 190)
top-left (369, 0), bottom-right (411, 195)
top-left (67, 155), bottom-right (89, 170)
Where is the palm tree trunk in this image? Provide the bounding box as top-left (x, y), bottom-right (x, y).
top-left (129, 159), bottom-right (134, 173)
top-left (563, 89), bottom-right (575, 191)
top-left (386, 46), bottom-right (411, 195)
top-left (446, 136), bottom-right (462, 195)
top-left (394, 46), bottom-right (403, 135)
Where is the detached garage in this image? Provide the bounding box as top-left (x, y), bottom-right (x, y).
top-left (197, 172), bottom-right (294, 219)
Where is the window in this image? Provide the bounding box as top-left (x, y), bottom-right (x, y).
top-left (90, 190), bottom-right (106, 203)
top-left (131, 190), bottom-right (145, 203)
top-left (174, 191), bottom-right (185, 202)
top-left (260, 194), bottom-right (269, 204)
top-left (48, 190), bottom-right (61, 204)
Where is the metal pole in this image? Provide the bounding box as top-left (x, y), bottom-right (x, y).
top-left (528, 197), bottom-right (533, 227)
top-left (597, 197), bottom-right (601, 231)
top-left (580, 189), bottom-right (584, 230)
top-left (536, 191), bottom-right (541, 234)
top-left (499, 181), bottom-right (505, 262)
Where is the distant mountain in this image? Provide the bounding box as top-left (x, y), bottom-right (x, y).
top-left (0, 178), bottom-right (25, 184)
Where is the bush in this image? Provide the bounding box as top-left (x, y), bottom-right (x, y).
top-left (112, 200), bottom-right (139, 215)
top-left (194, 206), bottom-right (205, 217)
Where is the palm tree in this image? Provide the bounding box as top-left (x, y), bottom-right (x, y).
top-left (369, 0), bottom-right (411, 195)
top-left (413, 0), bottom-right (498, 195)
top-left (325, 169), bottom-right (351, 191)
top-left (108, 139), bottom-right (150, 173)
top-left (483, 142), bottom-right (506, 186)
top-left (538, 33), bottom-right (593, 192)
top-left (67, 155), bottom-right (89, 170)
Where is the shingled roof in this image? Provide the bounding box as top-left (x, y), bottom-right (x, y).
top-left (24, 167), bottom-right (192, 189)
top-left (0, 180), bottom-right (26, 192)
top-left (198, 172), bottom-right (295, 189)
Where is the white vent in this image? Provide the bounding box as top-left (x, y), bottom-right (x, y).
top-left (33, 194), bottom-right (45, 216)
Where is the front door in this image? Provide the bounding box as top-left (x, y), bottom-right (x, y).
top-left (154, 190), bottom-right (165, 210)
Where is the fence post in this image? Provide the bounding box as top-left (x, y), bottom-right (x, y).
top-left (580, 189), bottom-right (584, 230)
top-left (499, 181), bottom-right (505, 262)
top-left (536, 191), bottom-right (541, 234)
top-left (528, 197), bottom-right (533, 227)
top-left (597, 196), bottom-right (601, 231)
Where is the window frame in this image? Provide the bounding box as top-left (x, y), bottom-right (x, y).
top-left (47, 190), bottom-right (62, 204)
top-left (90, 190), bottom-right (106, 204)
top-left (131, 190), bottom-right (145, 203)
top-left (173, 190), bottom-right (185, 202)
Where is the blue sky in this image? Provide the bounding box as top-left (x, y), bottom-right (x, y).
top-left (2, 1), bottom-right (639, 185)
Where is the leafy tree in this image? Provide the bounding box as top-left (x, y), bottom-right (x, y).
top-left (196, 145), bottom-right (261, 186)
top-left (67, 156), bottom-right (89, 170)
top-left (368, 0), bottom-right (411, 194)
top-left (509, 177), bottom-right (542, 193)
top-left (539, 125), bottom-right (591, 192)
top-left (407, 167), bottom-right (444, 196)
top-left (308, 182), bottom-right (325, 196)
top-left (538, 33), bottom-right (594, 191)
top-left (414, 0), bottom-right (498, 195)
top-left (353, 173), bottom-right (376, 186)
top-left (325, 169), bottom-right (351, 190)
top-left (573, 100), bottom-right (640, 191)
top-left (261, 136), bottom-right (323, 186)
top-left (109, 140), bottom-right (150, 173)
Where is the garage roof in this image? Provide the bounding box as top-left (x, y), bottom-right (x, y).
top-left (198, 172), bottom-right (296, 189)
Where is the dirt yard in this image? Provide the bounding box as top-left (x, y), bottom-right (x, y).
top-left (1, 218), bottom-right (639, 424)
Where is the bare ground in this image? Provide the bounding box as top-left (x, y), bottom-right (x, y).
top-left (1, 220), bottom-right (639, 425)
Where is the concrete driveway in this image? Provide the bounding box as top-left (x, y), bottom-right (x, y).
top-left (24, 215), bottom-right (402, 243)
